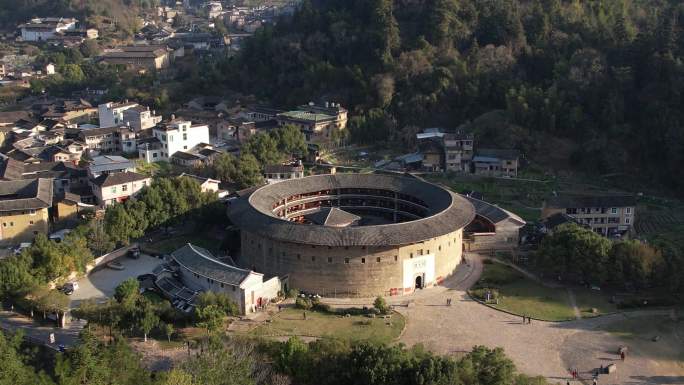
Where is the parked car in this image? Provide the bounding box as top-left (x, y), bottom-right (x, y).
top-left (127, 247), bottom-right (141, 259)
top-left (13, 242), bottom-right (32, 254)
top-left (137, 273), bottom-right (155, 282)
top-left (106, 261), bottom-right (125, 270)
top-left (61, 282), bottom-right (79, 295)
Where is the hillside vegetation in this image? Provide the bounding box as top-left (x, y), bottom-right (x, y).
top-left (189, 0), bottom-right (684, 195)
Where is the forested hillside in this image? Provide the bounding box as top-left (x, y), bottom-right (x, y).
top-left (193, 0), bottom-right (684, 193)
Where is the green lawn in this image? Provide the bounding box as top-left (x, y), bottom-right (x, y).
top-left (251, 308), bottom-right (405, 344)
top-left (143, 234), bottom-right (221, 255)
top-left (474, 262), bottom-right (618, 321)
top-left (573, 288), bottom-right (617, 317)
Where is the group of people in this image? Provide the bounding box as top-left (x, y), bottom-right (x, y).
top-left (567, 349), bottom-right (627, 385)
top-left (521, 315), bottom-right (532, 324)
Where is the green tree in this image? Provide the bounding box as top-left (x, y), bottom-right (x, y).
top-left (242, 132), bottom-right (281, 165)
top-left (163, 322), bottom-right (175, 343)
top-left (0, 330), bottom-right (54, 385)
top-left (272, 124), bottom-right (307, 158)
top-left (373, 296), bottom-right (389, 314)
top-left (105, 203), bottom-right (136, 246)
top-left (88, 219), bottom-right (115, 256)
top-left (235, 154), bottom-right (264, 189)
top-left (114, 278), bottom-right (140, 308)
top-left (212, 153), bottom-right (238, 183)
top-left (195, 304), bottom-right (225, 335)
top-left (135, 297), bottom-right (159, 342)
top-left (536, 223), bottom-right (612, 284)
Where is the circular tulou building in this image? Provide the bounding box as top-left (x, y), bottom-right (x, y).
top-left (228, 173), bottom-right (476, 297)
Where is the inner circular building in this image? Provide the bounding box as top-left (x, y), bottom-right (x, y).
top-left (228, 173), bottom-right (476, 297)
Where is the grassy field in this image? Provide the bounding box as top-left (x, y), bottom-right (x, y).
top-left (143, 234), bottom-right (221, 255)
top-left (474, 262), bottom-right (615, 321)
top-left (251, 308), bottom-right (405, 344)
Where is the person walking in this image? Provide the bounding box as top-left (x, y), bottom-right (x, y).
top-left (620, 351), bottom-right (625, 361)
top-left (303, 311), bottom-right (307, 320)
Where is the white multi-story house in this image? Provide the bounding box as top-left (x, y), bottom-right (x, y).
top-left (98, 101), bottom-right (139, 128)
top-left (122, 105), bottom-right (162, 131)
top-left (90, 171), bottom-right (151, 206)
top-left (138, 117), bottom-right (210, 163)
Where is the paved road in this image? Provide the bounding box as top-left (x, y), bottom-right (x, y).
top-left (0, 309), bottom-right (85, 349)
top-left (324, 253), bottom-right (683, 384)
top-left (69, 254), bottom-right (162, 308)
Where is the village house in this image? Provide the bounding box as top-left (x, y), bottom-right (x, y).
top-left (138, 117), bottom-right (210, 163)
top-left (0, 178), bottom-right (52, 245)
top-left (263, 163), bottom-right (305, 184)
top-left (444, 131), bottom-right (474, 172)
top-left (179, 173), bottom-right (220, 193)
top-left (154, 244), bottom-right (282, 314)
top-left (541, 194), bottom-right (637, 238)
top-left (78, 126), bottom-right (121, 153)
top-left (275, 102), bottom-right (347, 144)
top-left (98, 101), bottom-right (139, 128)
top-left (90, 171), bottom-right (150, 206)
top-left (100, 46), bottom-right (172, 71)
top-left (19, 17), bottom-right (77, 41)
top-left (87, 155), bottom-right (136, 179)
top-left (473, 149), bottom-right (520, 177)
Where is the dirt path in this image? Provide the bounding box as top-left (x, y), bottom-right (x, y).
top-left (567, 288), bottom-right (582, 320)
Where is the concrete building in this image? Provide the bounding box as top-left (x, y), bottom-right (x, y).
top-left (88, 155), bottom-right (136, 178)
top-left (122, 105), bottom-right (162, 131)
top-left (78, 126), bottom-right (121, 153)
top-left (90, 171), bottom-right (150, 206)
top-left (138, 118), bottom-right (210, 163)
top-left (229, 174), bottom-right (475, 297)
top-left (473, 149), bottom-right (520, 177)
top-left (444, 132), bottom-right (474, 172)
top-left (20, 17), bottom-right (77, 41)
top-left (98, 101), bottom-right (139, 128)
top-left (0, 178), bottom-right (52, 245)
top-left (541, 194), bottom-right (637, 237)
top-left (276, 102), bottom-right (347, 144)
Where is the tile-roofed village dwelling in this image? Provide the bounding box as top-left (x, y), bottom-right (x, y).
top-left (542, 194), bottom-right (637, 238)
top-left (179, 173), bottom-right (220, 193)
top-left (473, 148), bottom-right (520, 177)
top-left (0, 178), bottom-right (52, 245)
top-left (263, 163), bottom-right (304, 184)
top-left (275, 102), bottom-right (347, 144)
top-left (0, 158), bottom-right (89, 196)
top-left (161, 244), bottom-right (282, 314)
top-left (54, 191), bottom-right (94, 224)
top-left (20, 17), bottom-right (78, 41)
top-left (90, 171), bottom-right (151, 206)
top-left (138, 117), bottom-right (209, 163)
top-left (100, 46), bottom-right (172, 71)
top-left (462, 195), bottom-right (526, 252)
top-left (38, 99), bottom-right (96, 124)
